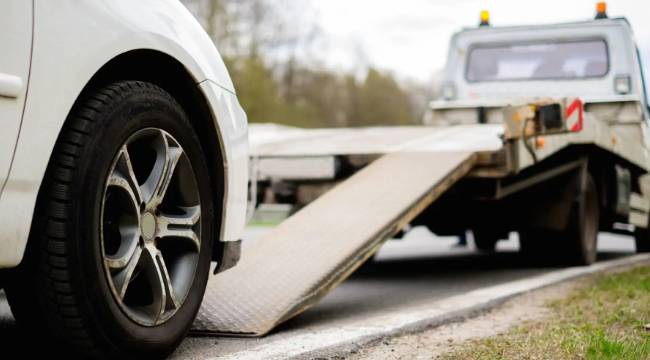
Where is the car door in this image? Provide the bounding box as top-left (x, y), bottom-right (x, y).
top-left (0, 1), bottom-right (33, 194)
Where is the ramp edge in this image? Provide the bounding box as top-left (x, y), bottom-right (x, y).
top-left (193, 152), bottom-right (476, 336)
top-left (276, 152), bottom-right (478, 329)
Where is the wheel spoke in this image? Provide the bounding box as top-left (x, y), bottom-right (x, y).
top-left (111, 146), bottom-right (143, 206)
top-left (142, 132), bottom-right (182, 209)
top-left (143, 247), bottom-right (178, 324)
top-left (157, 206), bottom-right (201, 251)
top-left (155, 251), bottom-right (179, 313)
top-left (104, 229), bottom-right (140, 270)
top-left (142, 247), bottom-right (166, 324)
top-left (112, 246), bottom-right (143, 300)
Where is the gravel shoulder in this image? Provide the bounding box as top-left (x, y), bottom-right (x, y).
top-left (345, 264), bottom-right (650, 360)
top-left (345, 278), bottom-right (579, 360)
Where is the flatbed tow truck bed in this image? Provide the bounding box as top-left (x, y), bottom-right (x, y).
top-left (247, 99), bottom-right (649, 181)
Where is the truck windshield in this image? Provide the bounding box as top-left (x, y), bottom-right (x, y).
top-left (466, 39), bottom-right (609, 82)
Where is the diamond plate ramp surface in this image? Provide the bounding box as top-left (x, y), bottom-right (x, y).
top-left (193, 151), bottom-right (476, 335)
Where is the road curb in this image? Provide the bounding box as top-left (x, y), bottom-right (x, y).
top-left (211, 254), bottom-right (650, 360)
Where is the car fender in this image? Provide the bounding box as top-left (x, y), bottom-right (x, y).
top-left (0, 0), bottom-right (248, 268)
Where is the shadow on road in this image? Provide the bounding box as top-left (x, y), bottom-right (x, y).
top-left (0, 315), bottom-right (45, 357)
top-left (355, 250), bottom-right (629, 278)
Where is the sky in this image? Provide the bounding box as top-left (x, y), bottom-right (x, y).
top-left (311, 0), bottom-right (650, 82)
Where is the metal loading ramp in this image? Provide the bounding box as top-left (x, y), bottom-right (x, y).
top-left (193, 151), bottom-right (476, 336)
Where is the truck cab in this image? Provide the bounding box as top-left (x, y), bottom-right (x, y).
top-left (427, 15), bottom-right (649, 126)
top-left (418, 7), bottom-right (650, 261)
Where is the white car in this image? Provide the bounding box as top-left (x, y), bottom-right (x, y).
top-left (0, 0), bottom-right (248, 357)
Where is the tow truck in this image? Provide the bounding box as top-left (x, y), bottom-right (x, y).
top-left (194, 3), bottom-right (650, 336)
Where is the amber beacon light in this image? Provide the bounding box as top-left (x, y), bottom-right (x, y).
top-left (595, 2), bottom-right (608, 19)
top-left (479, 10), bottom-right (490, 27)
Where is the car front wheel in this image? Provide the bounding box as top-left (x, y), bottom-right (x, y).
top-left (6, 81), bottom-right (215, 358)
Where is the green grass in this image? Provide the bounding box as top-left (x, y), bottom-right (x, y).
top-left (443, 266), bottom-right (650, 360)
top-left (247, 220), bottom-right (282, 227)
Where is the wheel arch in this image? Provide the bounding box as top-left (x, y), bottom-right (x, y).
top-left (63, 49), bottom-right (227, 261)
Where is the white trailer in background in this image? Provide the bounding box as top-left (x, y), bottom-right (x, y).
top-left (195, 8), bottom-right (650, 336)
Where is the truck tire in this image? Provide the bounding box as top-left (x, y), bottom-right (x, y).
top-left (563, 174), bottom-right (599, 265)
top-left (519, 174), bottom-right (599, 265)
top-left (472, 231), bottom-right (501, 252)
top-left (5, 81), bottom-right (214, 358)
top-left (634, 215), bottom-right (650, 253)
top-left (518, 229), bottom-right (556, 260)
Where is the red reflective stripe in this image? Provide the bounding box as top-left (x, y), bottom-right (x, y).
top-left (566, 99), bottom-right (584, 132)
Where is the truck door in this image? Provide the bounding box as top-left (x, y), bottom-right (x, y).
top-left (0, 1), bottom-right (33, 193)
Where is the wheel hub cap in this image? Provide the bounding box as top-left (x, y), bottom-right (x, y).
top-left (141, 212), bottom-right (157, 241)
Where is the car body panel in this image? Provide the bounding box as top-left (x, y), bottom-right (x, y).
top-left (0, 0), bottom-right (248, 268)
top-left (199, 80), bottom-right (250, 247)
top-left (0, 1), bottom-right (33, 197)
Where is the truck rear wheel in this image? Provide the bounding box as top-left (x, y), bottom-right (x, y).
top-left (5, 81), bottom-right (214, 358)
top-left (563, 174), bottom-right (599, 265)
top-left (634, 214), bottom-right (650, 253)
top-left (518, 230), bottom-right (554, 258)
top-left (472, 230), bottom-right (501, 252)
top-left (519, 173), bottom-right (599, 265)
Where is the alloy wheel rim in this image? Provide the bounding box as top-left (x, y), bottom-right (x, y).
top-left (100, 128), bottom-right (201, 326)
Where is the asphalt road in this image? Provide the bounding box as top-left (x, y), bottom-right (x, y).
top-left (0, 227), bottom-right (637, 358)
top-left (173, 227), bottom-right (636, 359)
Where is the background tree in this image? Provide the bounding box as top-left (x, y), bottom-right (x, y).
top-left (182, 0), bottom-right (423, 127)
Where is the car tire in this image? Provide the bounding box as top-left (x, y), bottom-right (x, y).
top-left (5, 81), bottom-right (214, 358)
